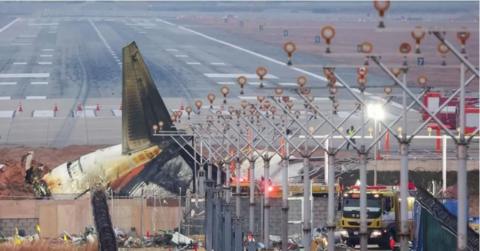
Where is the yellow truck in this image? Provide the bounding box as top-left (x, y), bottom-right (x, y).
top-left (338, 185), bottom-right (415, 249)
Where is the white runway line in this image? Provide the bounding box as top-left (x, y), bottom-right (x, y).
top-left (278, 82), bottom-right (298, 86)
top-left (28, 23), bottom-right (59, 26)
top-left (30, 81), bottom-right (48, 85)
top-left (203, 73), bottom-right (278, 79)
top-left (0, 73), bottom-right (50, 78)
top-left (155, 18), bottom-right (174, 26)
top-left (13, 62), bottom-right (27, 65)
top-left (186, 62), bottom-right (201, 65)
top-left (26, 96), bottom-right (47, 100)
top-left (175, 54), bottom-right (189, 58)
top-left (39, 54), bottom-right (53, 57)
top-left (0, 96), bottom-right (11, 100)
top-left (0, 82), bottom-right (17, 85)
top-left (38, 62), bottom-right (52, 65)
top-left (42, 49), bottom-right (54, 52)
top-left (89, 19), bottom-right (121, 69)
top-left (0, 18), bottom-right (21, 33)
top-left (238, 96), bottom-right (258, 100)
top-left (165, 48), bottom-right (179, 52)
top-left (216, 81), bottom-right (235, 85)
top-left (210, 62), bottom-right (226, 66)
top-left (17, 35), bottom-right (36, 38)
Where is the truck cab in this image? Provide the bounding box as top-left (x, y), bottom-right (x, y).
top-left (338, 185), bottom-right (414, 248)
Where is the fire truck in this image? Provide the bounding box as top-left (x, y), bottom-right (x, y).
top-left (337, 185), bottom-right (415, 248)
top-left (423, 91), bottom-right (479, 134)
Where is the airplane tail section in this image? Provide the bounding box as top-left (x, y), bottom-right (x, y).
top-left (122, 42), bottom-right (175, 154)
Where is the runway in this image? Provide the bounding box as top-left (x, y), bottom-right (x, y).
top-left (0, 2), bottom-right (477, 155)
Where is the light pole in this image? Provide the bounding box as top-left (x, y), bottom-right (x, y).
top-left (367, 103), bottom-right (385, 186)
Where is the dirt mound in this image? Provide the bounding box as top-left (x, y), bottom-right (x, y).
top-left (0, 146), bottom-right (104, 197)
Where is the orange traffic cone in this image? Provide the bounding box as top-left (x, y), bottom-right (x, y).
top-left (96, 104), bottom-right (100, 112)
top-left (53, 104), bottom-right (59, 113)
top-left (77, 103), bottom-right (82, 111)
top-left (18, 102), bottom-right (23, 112)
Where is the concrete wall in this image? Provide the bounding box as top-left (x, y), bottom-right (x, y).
top-left (0, 196), bottom-right (181, 238)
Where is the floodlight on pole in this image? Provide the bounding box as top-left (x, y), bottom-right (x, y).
top-left (256, 66), bottom-right (268, 88)
top-left (283, 41), bottom-right (297, 65)
top-left (186, 106), bottom-right (192, 120)
top-left (194, 100), bottom-right (203, 114)
top-left (456, 28), bottom-right (470, 54)
top-left (399, 42), bottom-right (412, 66)
top-left (367, 103), bottom-right (385, 121)
top-left (320, 25), bottom-right (335, 53)
top-left (207, 93), bottom-right (216, 109)
top-left (411, 26), bottom-right (426, 54)
top-left (359, 42), bottom-right (373, 65)
top-left (220, 86), bottom-right (230, 104)
top-left (437, 42), bottom-right (449, 66)
top-left (237, 76), bottom-right (247, 95)
top-left (374, 0), bottom-right (390, 28)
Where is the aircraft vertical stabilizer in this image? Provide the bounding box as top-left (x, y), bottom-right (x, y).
top-left (122, 42), bottom-right (174, 154)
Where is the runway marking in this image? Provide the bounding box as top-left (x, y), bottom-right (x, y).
top-left (0, 110), bottom-right (15, 118)
top-left (30, 81), bottom-right (48, 85)
top-left (13, 62), bottom-right (27, 65)
top-left (38, 61), bottom-right (52, 65)
top-left (0, 73), bottom-right (49, 78)
top-left (155, 18), bottom-right (174, 26)
top-left (175, 54), bottom-right (189, 58)
top-left (203, 73), bottom-right (278, 79)
top-left (42, 49), bottom-right (54, 52)
top-left (165, 48), bottom-right (179, 52)
top-left (216, 81), bottom-right (235, 85)
top-left (0, 96), bottom-right (11, 100)
top-left (238, 96), bottom-right (258, 100)
top-left (278, 82), bottom-right (298, 86)
top-left (26, 96), bottom-right (47, 100)
top-left (0, 82), bottom-right (17, 85)
top-left (210, 62), bottom-right (226, 66)
top-left (28, 22), bottom-right (59, 26)
top-left (10, 43), bottom-right (32, 46)
top-left (139, 31), bottom-right (147, 34)
top-left (40, 54), bottom-right (53, 57)
top-left (186, 62), bottom-right (201, 65)
top-left (89, 19), bottom-right (121, 69)
top-left (17, 35), bottom-right (36, 38)
top-left (247, 81), bottom-right (266, 86)
top-left (0, 18), bottom-right (21, 33)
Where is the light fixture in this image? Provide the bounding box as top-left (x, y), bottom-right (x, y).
top-left (237, 76), bottom-right (247, 95)
top-left (256, 66), bottom-right (268, 88)
top-left (411, 26), bottom-right (426, 54)
top-left (207, 93), bottom-right (216, 108)
top-left (283, 41), bottom-right (296, 65)
top-left (374, 0), bottom-right (390, 28)
top-left (320, 25), bottom-right (335, 53)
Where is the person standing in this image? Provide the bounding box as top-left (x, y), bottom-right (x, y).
top-left (346, 126), bottom-right (356, 150)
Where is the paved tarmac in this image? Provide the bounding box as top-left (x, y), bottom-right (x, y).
top-left (0, 3), bottom-right (477, 156)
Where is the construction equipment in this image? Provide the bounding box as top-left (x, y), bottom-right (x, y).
top-left (337, 185), bottom-right (415, 249)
